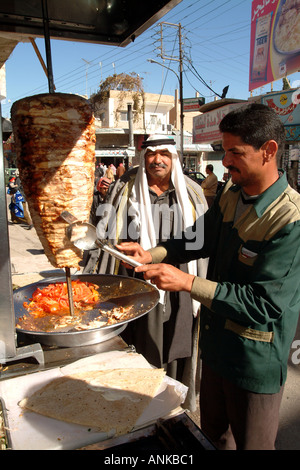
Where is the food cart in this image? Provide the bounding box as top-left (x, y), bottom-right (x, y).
top-left (0, 0), bottom-right (215, 453)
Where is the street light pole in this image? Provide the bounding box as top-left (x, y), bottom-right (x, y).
top-left (148, 58), bottom-right (184, 160)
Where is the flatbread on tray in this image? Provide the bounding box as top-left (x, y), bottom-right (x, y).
top-left (19, 368), bottom-right (166, 436)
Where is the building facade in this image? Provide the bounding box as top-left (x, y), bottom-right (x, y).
top-left (94, 88), bottom-right (212, 170)
top-left (193, 90), bottom-right (300, 191)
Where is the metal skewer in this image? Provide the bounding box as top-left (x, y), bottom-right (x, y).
top-left (65, 267), bottom-right (75, 317)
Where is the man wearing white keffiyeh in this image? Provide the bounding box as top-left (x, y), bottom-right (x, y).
top-left (128, 135), bottom-right (205, 316)
top-left (83, 134), bottom-right (208, 411)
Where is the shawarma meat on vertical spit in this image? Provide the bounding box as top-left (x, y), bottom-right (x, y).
top-left (11, 93), bottom-right (96, 269)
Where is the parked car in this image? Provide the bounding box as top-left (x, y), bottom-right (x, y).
top-left (186, 171), bottom-right (206, 185)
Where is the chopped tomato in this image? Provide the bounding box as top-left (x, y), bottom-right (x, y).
top-left (23, 280), bottom-right (100, 317)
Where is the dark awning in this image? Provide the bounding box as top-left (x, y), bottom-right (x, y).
top-left (0, 0), bottom-right (181, 48)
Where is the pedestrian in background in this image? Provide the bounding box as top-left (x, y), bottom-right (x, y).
top-left (116, 162), bottom-right (126, 180)
top-left (90, 177), bottom-right (111, 226)
top-left (201, 164), bottom-right (218, 208)
top-left (104, 166), bottom-right (115, 182)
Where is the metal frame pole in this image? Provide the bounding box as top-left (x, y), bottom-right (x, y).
top-left (0, 103), bottom-right (17, 361)
top-left (41, 0), bottom-right (55, 93)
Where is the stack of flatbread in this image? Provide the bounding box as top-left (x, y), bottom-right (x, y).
top-left (19, 368), bottom-right (165, 436)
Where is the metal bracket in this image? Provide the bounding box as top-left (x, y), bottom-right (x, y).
top-left (2, 344), bottom-right (45, 366)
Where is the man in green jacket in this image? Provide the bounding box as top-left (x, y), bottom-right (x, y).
top-left (117, 103), bottom-right (300, 450)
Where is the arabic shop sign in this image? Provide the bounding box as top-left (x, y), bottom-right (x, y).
top-left (193, 103), bottom-right (245, 144)
top-left (95, 148), bottom-right (135, 157)
top-left (262, 88), bottom-right (300, 141)
top-left (183, 97), bottom-right (205, 112)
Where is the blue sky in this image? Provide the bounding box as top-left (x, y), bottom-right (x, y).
top-left (2, 0), bottom-right (299, 118)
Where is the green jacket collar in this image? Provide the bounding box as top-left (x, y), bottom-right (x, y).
top-left (229, 171), bottom-right (288, 218)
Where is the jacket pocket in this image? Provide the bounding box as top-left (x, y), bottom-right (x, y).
top-left (238, 244), bottom-right (258, 266)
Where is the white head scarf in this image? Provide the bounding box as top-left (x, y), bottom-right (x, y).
top-left (129, 135), bottom-right (193, 248)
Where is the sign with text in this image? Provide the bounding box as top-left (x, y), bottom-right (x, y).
top-left (262, 88), bottom-right (300, 141)
top-left (249, 0), bottom-right (300, 92)
top-left (183, 97), bottom-right (205, 112)
top-left (193, 103), bottom-right (245, 144)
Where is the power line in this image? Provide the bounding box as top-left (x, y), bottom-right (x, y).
top-left (3, 0), bottom-right (255, 114)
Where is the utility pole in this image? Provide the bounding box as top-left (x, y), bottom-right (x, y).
top-left (156, 22), bottom-right (184, 160)
top-left (178, 24), bottom-right (184, 162)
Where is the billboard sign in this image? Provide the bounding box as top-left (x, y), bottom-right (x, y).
top-left (249, 0), bottom-right (300, 92)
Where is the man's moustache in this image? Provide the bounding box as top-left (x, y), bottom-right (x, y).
top-left (227, 166), bottom-right (239, 173)
top-left (149, 163), bottom-right (167, 169)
